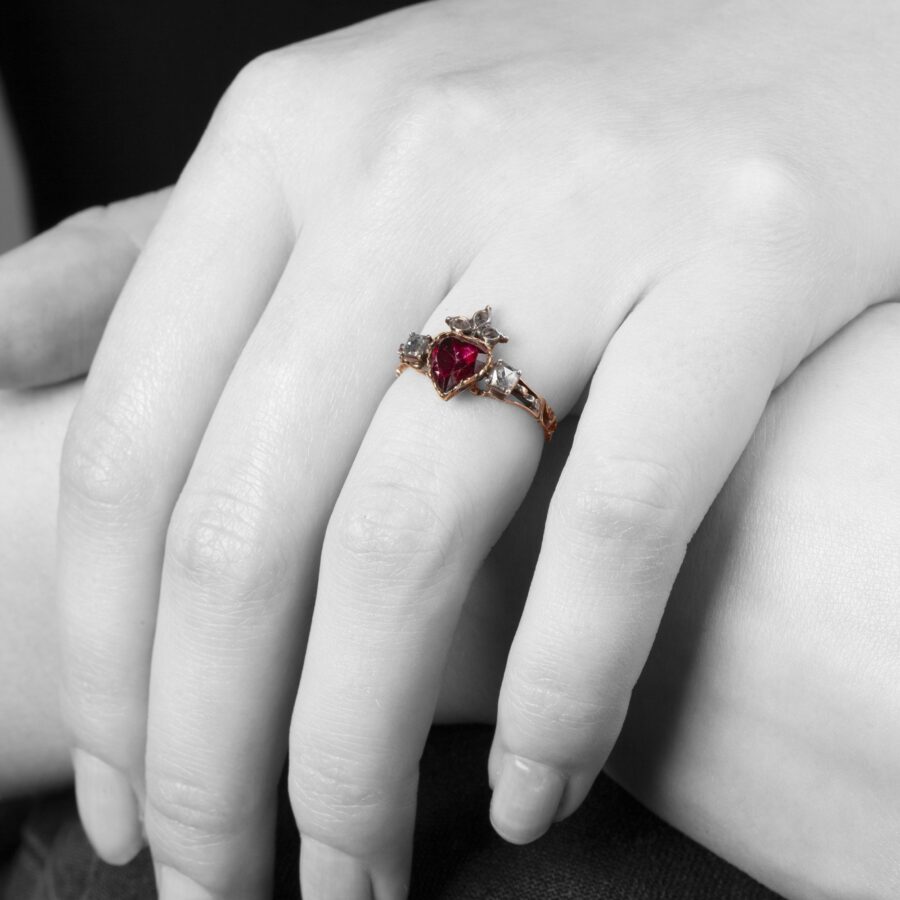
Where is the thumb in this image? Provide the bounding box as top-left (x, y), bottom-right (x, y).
top-left (0, 187), bottom-right (171, 388)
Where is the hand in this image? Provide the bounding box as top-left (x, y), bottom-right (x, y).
top-left (0, 189), bottom-right (170, 389)
top-left (2, 230), bottom-right (898, 898)
top-left (47, 1), bottom-right (900, 897)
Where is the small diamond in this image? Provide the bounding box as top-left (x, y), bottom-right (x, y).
top-left (488, 360), bottom-right (520, 394)
top-left (446, 315), bottom-right (473, 333)
top-left (400, 332), bottom-right (430, 361)
top-left (479, 325), bottom-right (505, 344)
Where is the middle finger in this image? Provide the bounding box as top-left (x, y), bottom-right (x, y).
top-left (144, 208), bottom-right (455, 899)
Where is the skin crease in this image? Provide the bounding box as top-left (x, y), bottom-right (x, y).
top-left (1, 302), bottom-right (899, 899)
top-left (20, 0), bottom-right (900, 897)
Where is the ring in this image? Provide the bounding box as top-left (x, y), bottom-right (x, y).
top-left (396, 306), bottom-right (558, 441)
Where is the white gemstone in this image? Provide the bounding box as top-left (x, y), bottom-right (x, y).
top-left (401, 332), bottom-right (429, 359)
top-left (489, 360), bottom-right (520, 394)
top-left (446, 315), bottom-right (472, 333)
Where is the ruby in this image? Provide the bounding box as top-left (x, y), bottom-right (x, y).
top-left (430, 336), bottom-right (482, 394)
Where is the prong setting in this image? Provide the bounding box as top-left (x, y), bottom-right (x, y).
top-left (396, 307), bottom-right (556, 440)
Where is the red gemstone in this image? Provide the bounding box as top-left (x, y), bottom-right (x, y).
top-left (430, 337), bottom-right (482, 394)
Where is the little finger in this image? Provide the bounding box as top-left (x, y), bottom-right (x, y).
top-left (488, 261), bottom-right (831, 844)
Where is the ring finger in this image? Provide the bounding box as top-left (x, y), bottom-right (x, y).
top-left (288, 232), bottom-right (633, 899)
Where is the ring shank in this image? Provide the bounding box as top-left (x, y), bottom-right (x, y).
top-left (396, 362), bottom-right (557, 442)
top-left (482, 376), bottom-right (558, 442)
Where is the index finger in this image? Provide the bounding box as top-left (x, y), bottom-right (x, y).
top-left (58, 65), bottom-right (294, 864)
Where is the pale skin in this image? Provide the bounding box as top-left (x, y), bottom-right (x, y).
top-left (5, 0), bottom-right (900, 897)
top-left (2, 285), bottom-right (899, 899)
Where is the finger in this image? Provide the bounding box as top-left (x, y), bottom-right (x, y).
top-left (58, 83), bottom-right (294, 865)
top-left (0, 189), bottom-right (171, 388)
top-left (435, 409), bottom-right (576, 724)
top-left (143, 212), bottom-right (455, 898)
top-left (487, 260), bottom-right (833, 845)
top-left (289, 238), bottom-right (618, 900)
top-left (0, 380), bottom-right (82, 795)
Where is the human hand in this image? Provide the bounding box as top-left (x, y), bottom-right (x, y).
top-left (0, 189), bottom-right (169, 389)
top-left (2, 228), bottom-right (898, 898)
top-left (50, 0), bottom-right (900, 897)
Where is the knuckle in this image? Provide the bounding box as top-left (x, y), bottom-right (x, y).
top-left (367, 73), bottom-right (497, 184)
top-left (552, 456), bottom-right (687, 550)
top-left (59, 402), bottom-right (156, 515)
top-left (60, 658), bottom-right (127, 737)
top-left (219, 47), bottom-right (300, 115)
top-left (210, 47), bottom-right (326, 179)
top-left (166, 486), bottom-right (288, 597)
top-left (505, 659), bottom-right (628, 751)
top-left (715, 154), bottom-right (816, 243)
top-left (404, 74), bottom-right (497, 139)
top-left (145, 766), bottom-right (241, 852)
top-left (288, 735), bottom-right (415, 847)
top-left (218, 45), bottom-right (332, 133)
top-left (59, 648), bottom-right (144, 765)
top-left (327, 472), bottom-right (459, 584)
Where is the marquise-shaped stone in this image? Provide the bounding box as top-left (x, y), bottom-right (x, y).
top-left (446, 315), bottom-right (473, 333)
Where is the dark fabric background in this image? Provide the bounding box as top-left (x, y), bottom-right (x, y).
top-left (0, 3), bottom-right (787, 897)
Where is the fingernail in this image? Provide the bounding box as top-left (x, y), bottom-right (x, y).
top-left (300, 836), bottom-right (373, 900)
top-left (155, 864), bottom-right (216, 899)
top-left (72, 749), bottom-right (143, 864)
top-left (490, 753), bottom-right (566, 844)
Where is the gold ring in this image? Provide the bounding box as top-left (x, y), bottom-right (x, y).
top-left (396, 306), bottom-right (557, 441)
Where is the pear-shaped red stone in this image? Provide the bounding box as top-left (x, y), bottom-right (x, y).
top-left (430, 336), bottom-right (481, 394)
